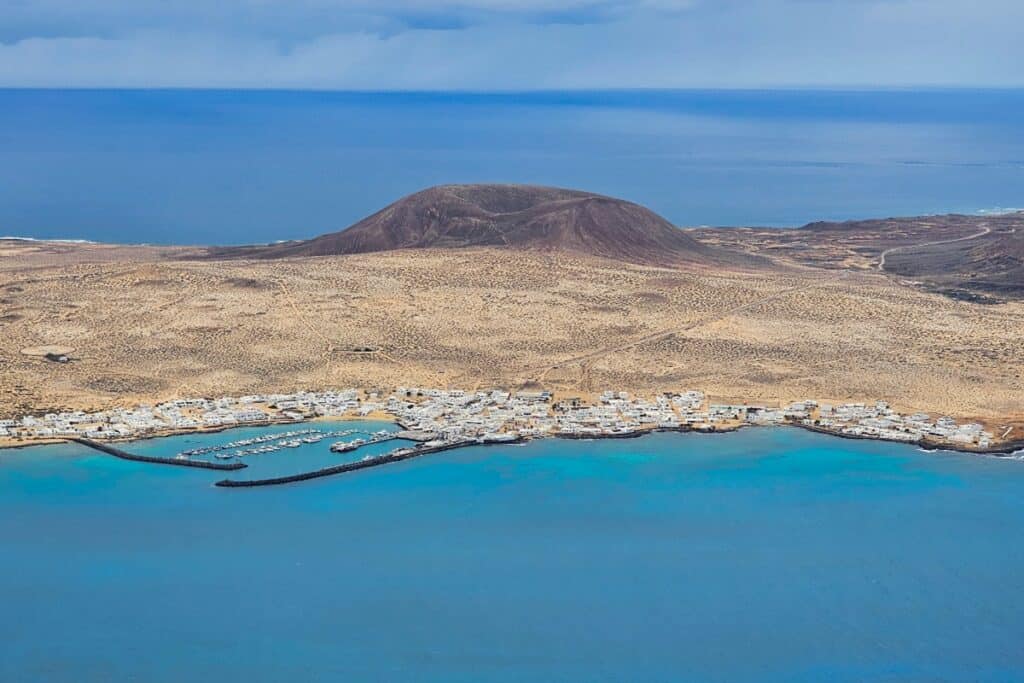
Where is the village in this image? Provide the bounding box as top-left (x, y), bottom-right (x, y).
top-left (0, 386), bottom-right (1005, 455)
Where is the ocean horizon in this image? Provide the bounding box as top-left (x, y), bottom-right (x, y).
top-left (2, 87), bottom-right (1022, 245)
top-left (7, 2), bottom-right (1023, 680)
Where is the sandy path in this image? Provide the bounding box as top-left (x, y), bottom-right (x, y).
top-left (877, 225), bottom-right (991, 271)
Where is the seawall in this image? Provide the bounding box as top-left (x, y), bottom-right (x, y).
top-left (555, 430), bottom-right (646, 440)
top-left (69, 437), bottom-right (247, 470)
top-left (217, 438), bottom-right (525, 488)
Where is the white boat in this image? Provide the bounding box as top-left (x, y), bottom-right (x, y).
top-left (330, 438), bottom-right (366, 453)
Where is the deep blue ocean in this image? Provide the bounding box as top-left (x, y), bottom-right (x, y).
top-left (1, 89), bottom-right (1022, 244)
top-left (3, 424), bottom-right (1024, 682)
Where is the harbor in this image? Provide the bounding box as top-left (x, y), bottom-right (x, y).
top-left (216, 439), bottom-right (480, 487)
top-left (3, 387), bottom-right (1021, 475)
top-left (179, 428), bottom-right (364, 460)
top-left (69, 437), bottom-right (247, 471)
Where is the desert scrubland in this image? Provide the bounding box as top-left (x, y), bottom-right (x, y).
top-left (2, 239), bottom-right (1021, 437)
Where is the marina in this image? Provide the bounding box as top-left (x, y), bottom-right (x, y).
top-left (3, 387), bottom-right (1020, 463)
top-left (217, 441), bottom-right (460, 487)
top-left (329, 430), bottom-right (399, 453)
top-left (63, 403), bottom-right (1010, 490)
top-left (220, 435), bottom-right (526, 487)
top-left (179, 428), bottom-right (362, 460)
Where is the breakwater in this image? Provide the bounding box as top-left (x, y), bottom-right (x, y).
top-left (70, 437), bottom-right (247, 470)
top-left (555, 430), bottom-right (646, 440)
top-left (217, 438), bottom-right (525, 488)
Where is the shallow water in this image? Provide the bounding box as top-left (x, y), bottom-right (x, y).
top-left (3, 425), bottom-right (1023, 682)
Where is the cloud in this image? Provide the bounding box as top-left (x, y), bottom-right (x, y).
top-left (0, 0), bottom-right (1020, 88)
top-left (0, 1), bottom-right (696, 41)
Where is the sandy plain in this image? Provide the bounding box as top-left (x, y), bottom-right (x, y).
top-left (1, 239), bottom-right (1022, 440)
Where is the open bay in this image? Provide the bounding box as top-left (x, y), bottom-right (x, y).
top-left (3, 425), bottom-right (1023, 682)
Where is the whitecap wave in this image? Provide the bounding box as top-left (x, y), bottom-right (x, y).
top-left (974, 207), bottom-right (1023, 216)
top-left (0, 236), bottom-right (97, 244)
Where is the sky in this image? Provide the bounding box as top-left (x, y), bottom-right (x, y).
top-left (0, 0), bottom-right (1022, 89)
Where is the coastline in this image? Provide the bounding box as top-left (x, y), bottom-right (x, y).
top-left (0, 413), bottom-right (393, 452)
top-left (3, 416), bottom-right (1020, 491)
top-left (216, 422), bottom-right (1024, 489)
top-left (3, 410), bottom-right (1020, 461)
top-left (791, 422), bottom-right (1024, 457)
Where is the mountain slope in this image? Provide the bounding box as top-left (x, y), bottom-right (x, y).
top-left (215, 184), bottom-right (749, 267)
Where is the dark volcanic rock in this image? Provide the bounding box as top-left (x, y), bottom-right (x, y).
top-left (878, 215), bottom-right (1024, 299)
top-left (214, 184), bottom-right (749, 267)
top-left (690, 211), bottom-right (1024, 300)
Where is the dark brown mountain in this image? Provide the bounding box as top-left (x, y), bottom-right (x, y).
top-left (213, 184), bottom-right (754, 267)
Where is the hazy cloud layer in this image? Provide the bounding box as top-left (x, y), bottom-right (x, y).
top-left (0, 0), bottom-right (1020, 88)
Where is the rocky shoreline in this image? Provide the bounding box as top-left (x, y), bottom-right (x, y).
top-left (3, 387), bottom-right (1020, 461)
top-left (792, 423), bottom-right (1024, 457)
top-left (3, 417), bottom-right (1021, 493)
top-left (3, 418), bottom-right (1021, 459)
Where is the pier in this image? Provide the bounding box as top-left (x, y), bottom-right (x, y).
top-left (70, 437), bottom-right (247, 470)
top-left (216, 441), bottom-right (470, 487)
top-left (555, 429), bottom-right (646, 440)
top-left (217, 438), bottom-right (523, 488)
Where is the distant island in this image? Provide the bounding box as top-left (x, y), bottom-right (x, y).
top-left (1, 184), bottom-right (1022, 451)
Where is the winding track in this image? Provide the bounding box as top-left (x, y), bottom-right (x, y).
top-left (877, 225), bottom-right (992, 271)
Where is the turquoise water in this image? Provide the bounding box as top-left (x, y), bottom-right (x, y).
top-left (3, 425), bottom-right (1024, 682)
